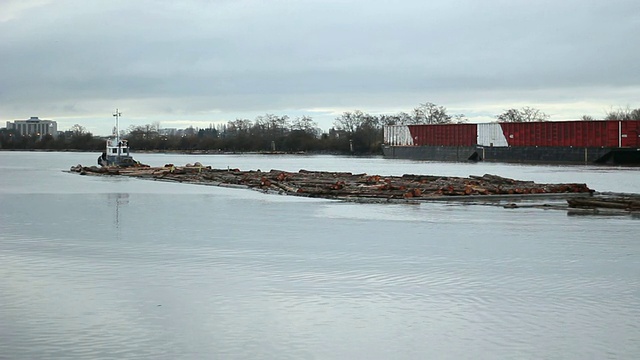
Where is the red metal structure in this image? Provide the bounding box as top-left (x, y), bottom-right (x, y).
top-left (499, 120), bottom-right (640, 148)
top-left (383, 120), bottom-right (640, 165)
top-left (407, 124), bottom-right (477, 146)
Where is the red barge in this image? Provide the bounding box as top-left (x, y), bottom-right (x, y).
top-left (383, 120), bottom-right (640, 165)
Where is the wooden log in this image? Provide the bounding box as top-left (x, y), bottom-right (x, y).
top-left (69, 164), bottom-right (599, 202)
top-left (568, 198), bottom-right (639, 210)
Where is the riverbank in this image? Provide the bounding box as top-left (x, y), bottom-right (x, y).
top-left (2, 148), bottom-right (362, 157)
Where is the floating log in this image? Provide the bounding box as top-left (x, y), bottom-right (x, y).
top-left (568, 196), bottom-right (640, 211)
top-left (68, 163), bottom-right (595, 203)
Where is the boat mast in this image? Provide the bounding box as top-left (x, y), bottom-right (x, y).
top-left (113, 108), bottom-right (122, 142)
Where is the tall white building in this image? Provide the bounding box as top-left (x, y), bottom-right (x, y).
top-left (6, 117), bottom-right (58, 138)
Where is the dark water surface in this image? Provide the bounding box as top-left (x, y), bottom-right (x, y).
top-left (1, 152), bottom-right (639, 359)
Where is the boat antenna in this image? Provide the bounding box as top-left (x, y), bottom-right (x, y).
top-left (113, 109), bottom-right (122, 140)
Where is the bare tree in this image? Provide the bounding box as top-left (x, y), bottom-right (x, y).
top-left (379, 112), bottom-right (413, 126)
top-left (581, 115), bottom-right (595, 121)
top-left (605, 106), bottom-right (640, 121)
top-left (396, 112), bottom-right (413, 125)
top-left (127, 123), bottom-right (160, 139)
top-left (227, 118), bottom-right (253, 134)
top-left (362, 114), bottom-right (381, 130)
top-left (291, 115), bottom-right (317, 133)
top-left (255, 114), bottom-right (290, 135)
top-left (496, 107), bottom-right (549, 122)
top-left (379, 114), bottom-right (397, 126)
top-left (334, 110), bottom-right (367, 133)
top-left (453, 114), bottom-right (468, 123)
top-left (412, 102), bottom-right (452, 124)
top-left (521, 107), bottom-right (550, 122)
top-left (496, 109), bottom-right (520, 123)
top-left (70, 124), bottom-right (87, 136)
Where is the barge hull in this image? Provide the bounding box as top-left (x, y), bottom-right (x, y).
top-left (383, 145), bottom-right (640, 165)
top-left (383, 145), bottom-right (477, 162)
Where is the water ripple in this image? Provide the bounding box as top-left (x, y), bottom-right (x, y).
top-left (2, 181), bottom-right (640, 359)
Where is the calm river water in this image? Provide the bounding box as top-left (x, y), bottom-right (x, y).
top-left (1, 151), bottom-right (639, 359)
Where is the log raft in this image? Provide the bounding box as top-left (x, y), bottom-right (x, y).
top-left (68, 163), bottom-right (594, 203)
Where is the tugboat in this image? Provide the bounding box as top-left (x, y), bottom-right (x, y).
top-left (98, 109), bottom-right (139, 167)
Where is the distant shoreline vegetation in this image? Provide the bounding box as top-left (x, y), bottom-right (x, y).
top-left (1, 103), bottom-right (638, 154)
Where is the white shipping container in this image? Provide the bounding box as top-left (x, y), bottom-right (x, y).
top-left (384, 126), bottom-right (414, 146)
top-left (477, 123), bottom-right (509, 147)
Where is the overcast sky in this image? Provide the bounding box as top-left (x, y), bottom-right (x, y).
top-left (1, 0), bottom-right (639, 135)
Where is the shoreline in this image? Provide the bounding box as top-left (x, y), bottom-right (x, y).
top-left (1, 148), bottom-right (362, 156)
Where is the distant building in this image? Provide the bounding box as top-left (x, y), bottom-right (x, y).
top-left (158, 128), bottom-right (177, 136)
top-left (6, 117), bottom-right (58, 138)
top-left (159, 128), bottom-right (187, 137)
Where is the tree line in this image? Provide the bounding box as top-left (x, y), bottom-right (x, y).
top-left (2, 104), bottom-right (639, 154)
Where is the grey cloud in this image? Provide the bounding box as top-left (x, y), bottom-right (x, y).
top-left (1, 0), bottom-right (639, 133)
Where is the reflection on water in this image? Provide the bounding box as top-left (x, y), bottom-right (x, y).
top-left (109, 193), bottom-right (129, 228)
top-left (1, 152), bottom-right (640, 359)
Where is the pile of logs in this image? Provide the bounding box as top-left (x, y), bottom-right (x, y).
top-left (69, 163), bottom-right (592, 201)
